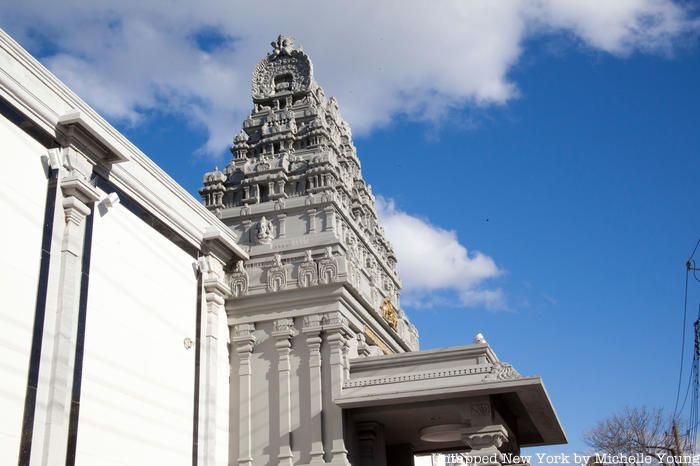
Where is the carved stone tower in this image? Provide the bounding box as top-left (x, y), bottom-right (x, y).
top-left (200, 35), bottom-right (419, 465)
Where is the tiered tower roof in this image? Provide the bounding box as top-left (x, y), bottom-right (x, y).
top-left (201, 35), bottom-right (418, 352)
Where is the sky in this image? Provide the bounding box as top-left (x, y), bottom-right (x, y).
top-left (2, 0), bottom-right (700, 460)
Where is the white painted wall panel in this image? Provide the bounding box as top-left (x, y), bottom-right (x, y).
top-left (76, 201), bottom-right (197, 466)
top-left (215, 314), bottom-right (229, 466)
top-left (0, 115), bottom-right (48, 464)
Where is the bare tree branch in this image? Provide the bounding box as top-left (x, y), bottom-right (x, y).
top-left (584, 407), bottom-right (691, 466)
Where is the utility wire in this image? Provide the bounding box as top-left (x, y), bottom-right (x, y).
top-left (674, 238), bottom-right (700, 418)
top-left (689, 238), bottom-right (700, 264)
top-left (674, 268), bottom-right (691, 418)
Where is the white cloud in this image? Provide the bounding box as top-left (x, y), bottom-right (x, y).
top-left (376, 197), bottom-right (504, 310)
top-left (0, 0), bottom-right (696, 155)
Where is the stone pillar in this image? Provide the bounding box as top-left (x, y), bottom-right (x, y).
top-left (199, 254), bottom-right (232, 466)
top-left (272, 318), bottom-right (296, 466)
top-left (324, 312), bottom-right (350, 465)
top-left (35, 148), bottom-right (99, 466)
top-left (277, 213), bottom-right (287, 239)
top-left (342, 339), bottom-right (351, 381)
top-left (232, 323), bottom-right (256, 466)
top-left (303, 314), bottom-right (325, 464)
top-left (324, 206), bottom-right (336, 233)
top-left (277, 180), bottom-right (285, 197)
top-left (462, 425), bottom-right (509, 466)
top-left (356, 422), bottom-right (387, 466)
top-left (308, 208), bottom-right (317, 234)
top-left (241, 219), bottom-right (252, 244)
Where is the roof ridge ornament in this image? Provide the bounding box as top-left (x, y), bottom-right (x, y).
top-left (270, 35), bottom-right (296, 58)
top-left (252, 35), bottom-right (312, 99)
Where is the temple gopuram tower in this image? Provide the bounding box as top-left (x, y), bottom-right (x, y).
top-left (201, 36), bottom-right (565, 466)
top-left (201, 34), bottom-right (418, 466)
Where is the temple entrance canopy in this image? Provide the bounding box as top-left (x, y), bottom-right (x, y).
top-left (341, 341), bottom-right (566, 465)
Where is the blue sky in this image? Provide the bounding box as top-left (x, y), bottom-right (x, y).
top-left (3, 0), bottom-right (700, 458)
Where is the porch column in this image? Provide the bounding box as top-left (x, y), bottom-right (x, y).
top-left (33, 147), bottom-right (99, 466)
top-left (272, 318), bottom-right (296, 466)
top-left (303, 314), bottom-right (325, 464)
top-left (356, 422), bottom-right (387, 466)
top-left (198, 252), bottom-right (232, 466)
top-left (462, 425), bottom-right (509, 466)
top-left (232, 323), bottom-right (256, 466)
top-left (324, 312), bottom-right (350, 465)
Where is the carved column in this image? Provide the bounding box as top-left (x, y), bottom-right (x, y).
top-left (342, 339), bottom-right (350, 381)
top-left (303, 314), bottom-right (325, 463)
top-left (462, 425), bottom-right (509, 466)
top-left (272, 318), bottom-right (296, 466)
top-left (356, 422), bottom-right (387, 466)
top-left (232, 323), bottom-right (256, 466)
top-left (277, 180), bottom-right (285, 196)
top-left (277, 213), bottom-right (287, 239)
top-left (199, 253), bottom-right (231, 466)
top-left (307, 208), bottom-right (317, 233)
top-left (324, 206), bottom-right (336, 233)
top-left (38, 147), bottom-right (100, 465)
top-left (241, 219), bottom-right (252, 244)
top-left (324, 312), bottom-right (351, 465)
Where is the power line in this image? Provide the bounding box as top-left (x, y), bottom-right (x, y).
top-left (674, 268), bottom-right (691, 418)
top-left (674, 238), bottom-right (700, 418)
top-left (689, 238), bottom-right (700, 264)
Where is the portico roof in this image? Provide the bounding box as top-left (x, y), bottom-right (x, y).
top-left (338, 343), bottom-right (567, 453)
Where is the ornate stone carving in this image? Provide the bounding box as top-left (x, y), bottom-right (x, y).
top-left (256, 216), bottom-right (274, 244)
top-left (234, 129), bottom-right (249, 144)
top-left (252, 35), bottom-right (313, 99)
top-left (483, 361), bottom-right (521, 382)
top-left (462, 425), bottom-right (508, 453)
top-left (199, 35), bottom-right (422, 353)
top-left (302, 313), bottom-right (323, 329)
top-left (229, 261), bottom-right (249, 297)
top-left (267, 254), bottom-right (287, 292)
top-left (198, 254), bottom-right (225, 282)
top-left (255, 162), bottom-right (271, 172)
top-left (318, 246), bottom-right (338, 284)
top-left (233, 322), bottom-right (256, 338)
top-left (270, 35), bottom-right (295, 57)
top-left (381, 297), bottom-right (398, 330)
top-left (356, 333), bottom-right (371, 357)
top-left (470, 403), bottom-right (491, 418)
top-left (298, 250), bottom-right (318, 288)
top-left (364, 328), bottom-right (392, 356)
top-left (343, 365), bottom-right (492, 388)
top-left (322, 311), bottom-right (348, 328)
top-left (273, 317), bottom-right (297, 335)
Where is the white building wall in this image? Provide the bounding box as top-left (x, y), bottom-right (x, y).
top-left (215, 312), bottom-right (230, 466)
top-left (74, 201), bottom-right (198, 466)
top-left (0, 114), bottom-right (49, 465)
top-left (0, 28), bottom-right (246, 466)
